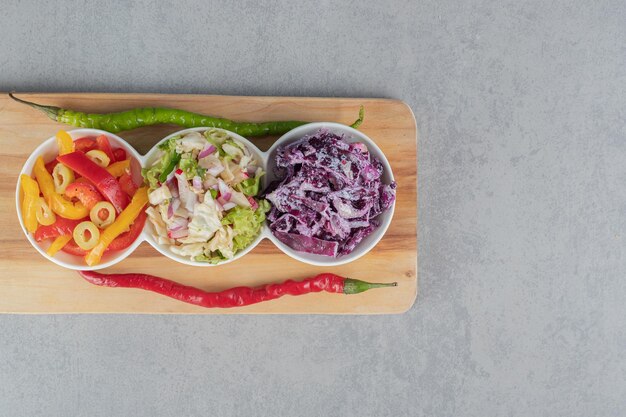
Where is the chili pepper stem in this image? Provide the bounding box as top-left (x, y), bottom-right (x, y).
top-left (9, 93), bottom-right (61, 121)
top-left (342, 278), bottom-right (397, 295)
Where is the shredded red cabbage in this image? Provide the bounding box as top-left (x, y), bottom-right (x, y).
top-left (265, 129), bottom-right (396, 257)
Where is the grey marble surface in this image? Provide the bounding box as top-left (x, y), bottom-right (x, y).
top-left (1, 1), bottom-right (625, 416)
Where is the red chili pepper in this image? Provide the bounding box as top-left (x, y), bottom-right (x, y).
top-left (57, 151), bottom-right (129, 213)
top-left (77, 271), bottom-right (397, 308)
top-left (118, 172), bottom-right (138, 197)
top-left (73, 137), bottom-right (97, 153)
top-left (113, 148), bottom-right (126, 162)
top-left (34, 217), bottom-right (84, 242)
top-left (95, 135), bottom-right (115, 162)
top-left (64, 181), bottom-right (104, 210)
top-left (61, 210), bottom-right (146, 255)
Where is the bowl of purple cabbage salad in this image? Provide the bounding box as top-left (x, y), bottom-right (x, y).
top-left (264, 123), bottom-right (396, 266)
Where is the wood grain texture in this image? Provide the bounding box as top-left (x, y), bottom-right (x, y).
top-left (0, 93), bottom-right (417, 314)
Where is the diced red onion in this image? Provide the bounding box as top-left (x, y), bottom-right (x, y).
top-left (207, 165), bottom-right (224, 177)
top-left (222, 202), bottom-right (236, 211)
top-left (171, 216), bottom-right (188, 228)
top-left (166, 179), bottom-right (179, 198)
top-left (176, 173), bottom-right (197, 212)
top-left (167, 198), bottom-right (181, 218)
top-left (168, 228), bottom-right (188, 239)
top-left (198, 144), bottom-right (216, 159)
top-left (247, 196), bottom-right (258, 210)
top-left (192, 176), bottom-right (202, 190)
top-left (218, 180), bottom-right (232, 201)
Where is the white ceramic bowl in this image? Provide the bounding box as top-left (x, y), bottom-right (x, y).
top-left (141, 127), bottom-right (267, 267)
top-left (17, 124), bottom-right (395, 269)
top-left (16, 129), bottom-right (144, 270)
top-left (263, 122), bottom-right (396, 266)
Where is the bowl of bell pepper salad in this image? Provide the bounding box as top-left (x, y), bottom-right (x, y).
top-left (16, 129), bottom-right (147, 270)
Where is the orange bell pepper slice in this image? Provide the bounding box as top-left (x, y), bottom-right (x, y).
top-left (106, 159), bottom-right (130, 177)
top-left (85, 186), bottom-right (148, 266)
top-left (20, 174), bottom-right (40, 233)
top-left (64, 182), bottom-right (104, 210)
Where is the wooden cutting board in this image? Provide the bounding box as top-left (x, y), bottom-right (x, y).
top-left (0, 93), bottom-right (418, 314)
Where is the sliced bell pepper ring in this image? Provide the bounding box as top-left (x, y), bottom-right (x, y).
top-left (20, 174), bottom-right (40, 233)
top-left (64, 181), bottom-right (104, 210)
top-left (113, 148), bottom-right (126, 162)
top-left (119, 172), bottom-right (138, 197)
top-left (46, 234), bottom-right (72, 257)
top-left (57, 151), bottom-right (129, 213)
top-left (33, 156), bottom-right (56, 204)
top-left (49, 193), bottom-right (90, 220)
top-left (61, 210), bottom-right (146, 256)
top-left (85, 186), bottom-right (148, 266)
top-left (34, 217), bottom-right (84, 242)
top-left (96, 135), bottom-right (115, 162)
top-left (106, 159), bottom-right (130, 177)
top-left (73, 137), bottom-right (97, 153)
top-left (56, 130), bottom-right (74, 155)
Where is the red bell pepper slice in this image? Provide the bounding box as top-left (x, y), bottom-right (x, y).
top-left (60, 240), bottom-right (89, 256)
top-left (57, 151), bottom-right (130, 213)
top-left (34, 217), bottom-right (84, 242)
top-left (119, 172), bottom-right (138, 197)
top-left (73, 137), bottom-right (97, 153)
top-left (45, 160), bottom-right (59, 174)
top-left (96, 135), bottom-right (116, 162)
top-left (105, 209), bottom-right (147, 251)
top-left (61, 210), bottom-right (146, 255)
top-left (64, 181), bottom-right (104, 210)
top-left (113, 148), bottom-right (126, 162)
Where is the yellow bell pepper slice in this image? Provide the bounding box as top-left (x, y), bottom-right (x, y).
top-left (20, 174), bottom-right (40, 233)
top-left (85, 186), bottom-right (148, 266)
top-left (46, 235), bottom-right (72, 257)
top-left (50, 193), bottom-right (89, 220)
top-left (33, 156), bottom-right (56, 204)
top-left (56, 130), bottom-right (74, 155)
top-left (106, 159), bottom-right (130, 177)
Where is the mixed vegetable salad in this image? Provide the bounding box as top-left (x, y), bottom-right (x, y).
top-left (265, 129), bottom-right (396, 257)
top-left (143, 129), bottom-right (268, 263)
top-left (20, 131), bottom-right (147, 266)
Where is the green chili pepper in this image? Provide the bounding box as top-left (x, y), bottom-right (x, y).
top-left (158, 153), bottom-right (181, 183)
top-left (10, 93), bottom-right (365, 135)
